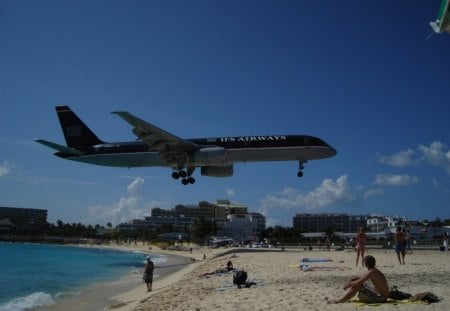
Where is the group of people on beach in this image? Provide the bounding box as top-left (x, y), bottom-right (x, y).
top-left (354, 226), bottom-right (411, 267)
top-left (328, 227), bottom-right (408, 303)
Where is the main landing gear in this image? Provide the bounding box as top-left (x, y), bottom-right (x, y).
top-left (297, 160), bottom-right (307, 177)
top-left (172, 168), bottom-right (196, 185)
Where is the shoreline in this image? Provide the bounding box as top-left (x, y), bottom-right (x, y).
top-left (33, 244), bottom-right (450, 311)
top-left (30, 243), bottom-right (204, 311)
top-left (32, 243), bottom-right (224, 311)
top-left (102, 244), bottom-right (229, 311)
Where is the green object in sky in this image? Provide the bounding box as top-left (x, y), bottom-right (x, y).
top-left (430, 0), bottom-right (450, 33)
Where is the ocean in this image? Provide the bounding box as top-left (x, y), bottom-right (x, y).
top-left (0, 242), bottom-right (166, 311)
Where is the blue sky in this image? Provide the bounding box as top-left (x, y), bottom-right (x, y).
top-left (1, 1), bottom-right (449, 227)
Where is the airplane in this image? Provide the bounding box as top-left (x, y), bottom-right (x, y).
top-left (36, 106), bottom-right (337, 185)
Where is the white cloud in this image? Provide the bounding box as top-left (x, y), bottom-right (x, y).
top-left (374, 174), bottom-right (419, 186)
top-left (259, 175), bottom-right (356, 214)
top-left (127, 177), bottom-right (145, 195)
top-left (226, 188), bottom-right (235, 197)
top-left (418, 141), bottom-right (450, 175)
top-left (0, 161), bottom-right (11, 177)
top-left (88, 177), bottom-right (149, 226)
top-left (378, 149), bottom-right (414, 167)
top-left (364, 188), bottom-right (384, 198)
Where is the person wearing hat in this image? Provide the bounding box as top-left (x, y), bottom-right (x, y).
top-left (143, 256), bottom-right (154, 292)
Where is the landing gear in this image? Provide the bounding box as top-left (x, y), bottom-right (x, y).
top-left (172, 167), bottom-right (196, 185)
top-left (297, 160), bottom-right (307, 178)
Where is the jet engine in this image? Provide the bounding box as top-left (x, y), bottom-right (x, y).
top-left (201, 165), bottom-right (233, 177)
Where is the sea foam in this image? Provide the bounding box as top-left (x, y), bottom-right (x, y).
top-left (0, 292), bottom-right (54, 311)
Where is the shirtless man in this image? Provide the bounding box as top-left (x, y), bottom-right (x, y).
top-left (329, 255), bottom-right (390, 304)
top-left (394, 226), bottom-right (406, 264)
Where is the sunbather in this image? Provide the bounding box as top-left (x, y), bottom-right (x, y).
top-left (329, 255), bottom-right (389, 304)
top-left (200, 260), bottom-right (234, 277)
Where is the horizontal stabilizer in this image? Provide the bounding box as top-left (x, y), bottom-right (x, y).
top-left (35, 139), bottom-right (84, 156)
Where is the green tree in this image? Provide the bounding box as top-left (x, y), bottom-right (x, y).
top-left (191, 216), bottom-right (217, 241)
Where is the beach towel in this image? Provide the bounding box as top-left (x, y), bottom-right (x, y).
top-left (299, 264), bottom-right (345, 272)
top-left (352, 292), bottom-right (441, 306)
top-left (301, 258), bottom-right (333, 263)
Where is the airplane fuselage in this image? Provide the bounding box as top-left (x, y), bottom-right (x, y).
top-left (56, 135), bottom-right (336, 168)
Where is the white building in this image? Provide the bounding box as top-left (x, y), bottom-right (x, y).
top-left (218, 213), bottom-right (266, 241)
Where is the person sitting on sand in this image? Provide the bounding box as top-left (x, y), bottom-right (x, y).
top-left (200, 260), bottom-right (234, 277)
top-left (329, 255), bottom-right (389, 304)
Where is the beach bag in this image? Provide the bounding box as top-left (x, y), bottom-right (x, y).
top-left (389, 287), bottom-right (411, 300)
top-left (233, 270), bottom-right (247, 288)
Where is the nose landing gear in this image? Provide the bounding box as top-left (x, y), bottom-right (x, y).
top-left (297, 160), bottom-right (307, 177)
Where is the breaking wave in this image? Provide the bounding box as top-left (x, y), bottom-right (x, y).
top-left (0, 292), bottom-right (54, 311)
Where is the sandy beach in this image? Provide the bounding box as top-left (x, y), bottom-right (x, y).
top-left (39, 243), bottom-right (449, 311)
top-left (96, 245), bottom-right (450, 311)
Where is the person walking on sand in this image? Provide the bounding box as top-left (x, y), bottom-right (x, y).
top-left (329, 255), bottom-right (389, 304)
top-left (355, 227), bottom-right (367, 268)
top-left (394, 226), bottom-right (406, 264)
top-left (143, 256), bottom-right (154, 292)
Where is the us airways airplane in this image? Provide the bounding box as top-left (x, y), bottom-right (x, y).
top-left (36, 106), bottom-right (337, 185)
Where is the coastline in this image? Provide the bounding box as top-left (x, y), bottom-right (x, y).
top-left (29, 243), bottom-right (200, 311)
top-left (33, 244), bottom-right (450, 311)
top-left (101, 243), bottom-right (227, 311)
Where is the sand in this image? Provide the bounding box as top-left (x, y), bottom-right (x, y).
top-left (106, 246), bottom-right (450, 311)
top-left (47, 244), bottom-right (450, 311)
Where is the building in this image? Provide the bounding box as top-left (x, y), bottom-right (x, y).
top-left (366, 215), bottom-right (404, 232)
top-left (117, 200), bottom-right (262, 241)
top-left (0, 207), bottom-right (48, 233)
top-left (218, 212), bottom-right (266, 241)
top-left (293, 213), bottom-right (369, 233)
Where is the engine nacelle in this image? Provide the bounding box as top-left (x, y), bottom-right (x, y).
top-left (201, 165), bottom-right (233, 177)
top-left (190, 147), bottom-right (227, 165)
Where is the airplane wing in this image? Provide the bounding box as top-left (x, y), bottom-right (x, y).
top-left (112, 111), bottom-right (200, 166)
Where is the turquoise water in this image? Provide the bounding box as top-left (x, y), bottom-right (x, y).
top-left (0, 243), bottom-right (165, 311)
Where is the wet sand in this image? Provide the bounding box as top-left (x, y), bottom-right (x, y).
top-left (34, 251), bottom-right (194, 311)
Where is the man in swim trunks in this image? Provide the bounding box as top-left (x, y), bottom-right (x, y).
top-left (394, 226), bottom-right (406, 264)
top-left (329, 255), bottom-right (390, 304)
top-left (143, 256), bottom-right (154, 292)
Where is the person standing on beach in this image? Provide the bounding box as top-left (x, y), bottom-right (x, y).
top-left (394, 226), bottom-right (406, 264)
top-left (355, 227), bottom-right (367, 268)
top-left (143, 256), bottom-right (154, 292)
top-left (443, 232), bottom-right (449, 251)
top-left (329, 255), bottom-right (390, 304)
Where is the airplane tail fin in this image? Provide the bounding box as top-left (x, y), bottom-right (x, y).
top-left (56, 106), bottom-right (104, 148)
